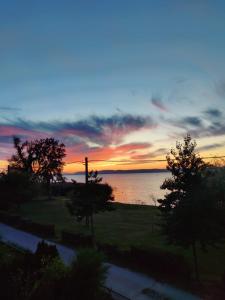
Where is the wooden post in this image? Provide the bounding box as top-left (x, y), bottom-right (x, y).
top-left (84, 157), bottom-right (96, 248)
top-left (85, 157), bottom-right (88, 184)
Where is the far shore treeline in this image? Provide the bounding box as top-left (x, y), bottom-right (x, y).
top-left (0, 134), bottom-right (225, 298)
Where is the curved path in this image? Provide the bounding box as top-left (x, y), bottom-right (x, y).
top-left (0, 223), bottom-right (201, 300)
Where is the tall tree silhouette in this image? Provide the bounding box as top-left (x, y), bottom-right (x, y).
top-left (9, 137), bottom-right (66, 197)
top-left (158, 134), bottom-right (225, 281)
top-left (67, 170), bottom-right (114, 245)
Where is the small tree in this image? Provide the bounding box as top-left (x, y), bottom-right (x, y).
top-left (68, 249), bottom-right (108, 300)
top-left (9, 137), bottom-right (66, 198)
top-left (67, 171), bottom-right (114, 243)
top-left (158, 134), bottom-right (225, 281)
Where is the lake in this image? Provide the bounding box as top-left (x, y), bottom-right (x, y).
top-left (65, 172), bottom-right (170, 205)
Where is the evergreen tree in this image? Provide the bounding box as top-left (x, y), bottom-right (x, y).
top-left (158, 134), bottom-right (225, 280)
top-left (67, 171), bottom-right (114, 244)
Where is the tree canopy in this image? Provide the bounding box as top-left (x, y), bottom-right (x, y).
top-left (9, 137), bottom-right (66, 184)
top-left (67, 181), bottom-right (114, 223)
top-left (158, 134), bottom-right (225, 280)
top-left (67, 170), bottom-right (114, 244)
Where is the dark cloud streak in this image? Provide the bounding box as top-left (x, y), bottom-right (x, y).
top-left (151, 97), bottom-right (168, 112)
top-left (0, 114), bottom-right (156, 147)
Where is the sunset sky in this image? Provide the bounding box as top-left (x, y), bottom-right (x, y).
top-left (0, 0), bottom-right (225, 173)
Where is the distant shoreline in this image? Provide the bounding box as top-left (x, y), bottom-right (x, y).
top-left (64, 169), bottom-right (168, 175)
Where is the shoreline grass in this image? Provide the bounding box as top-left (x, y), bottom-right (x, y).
top-left (16, 196), bottom-right (225, 285)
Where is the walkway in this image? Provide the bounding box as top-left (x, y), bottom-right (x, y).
top-left (0, 223), bottom-right (201, 300)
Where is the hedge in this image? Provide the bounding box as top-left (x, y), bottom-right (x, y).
top-left (97, 242), bottom-right (191, 281)
top-left (0, 211), bottom-right (55, 237)
top-left (61, 230), bottom-right (93, 247)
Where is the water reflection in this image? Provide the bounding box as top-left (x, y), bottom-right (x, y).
top-left (66, 172), bottom-right (169, 205)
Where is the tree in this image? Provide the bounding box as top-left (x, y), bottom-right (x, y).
top-left (67, 171), bottom-right (114, 243)
top-left (9, 137), bottom-right (66, 198)
top-left (68, 249), bottom-right (108, 300)
top-left (158, 134), bottom-right (225, 281)
top-left (0, 170), bottom-right (34, 209)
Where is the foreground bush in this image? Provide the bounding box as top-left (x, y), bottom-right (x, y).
top-left (61, 230), bottom-right (93, 247)
top-left (0, 243), bottom-right (110, 300)
top-left (68, 249), bottom-right (108, 299)
top-left (98, 242), bottom-right (191, 281)
top-left (0, 211), bottom-right (55, 237)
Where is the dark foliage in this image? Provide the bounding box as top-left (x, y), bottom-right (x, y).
top-left (0, 244), bottom-right (110, 300)
top-left (67, 171), bottom-right (114, 241)
top-left (0, 170), bottom-right (34, 210)
top-left (97, 242), bottom-right (191, 281)
top-left (0, 211), bottom-right (55, 237)
top-left (9, 137), bottom-right (66, 185)
top-left (20, 220), bottom-right (55, 237)
top-left (61, 230), bottom-right (93, 247)
top-left (35, 240), bottom-right (59, 268)
top-left (0, 242), bottom-right (59, 300)
top-left (65, 249), bottom-right (108, 300)
top-left (50, 182), bottom-right (75, 196)
top-left (158, 134), bottom-right (225, 280)
top-left (67, 182), bottom-right (114, 222)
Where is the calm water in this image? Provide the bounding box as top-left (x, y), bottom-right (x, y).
top-left (65, 172), bottom-right (169, 205)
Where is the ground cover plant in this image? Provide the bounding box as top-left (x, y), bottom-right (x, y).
top-left (0, 242), bottom-right (111, 300)
top-left (17, 197), bottom-right (225, 290)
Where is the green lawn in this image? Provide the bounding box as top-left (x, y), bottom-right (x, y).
top-left (19, 197), bottom-right (161, 247)
top-left (18, 197), bottom-right (225, 284)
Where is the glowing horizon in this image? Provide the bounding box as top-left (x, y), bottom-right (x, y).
top-left (0, 1), bottom-right (225, 170)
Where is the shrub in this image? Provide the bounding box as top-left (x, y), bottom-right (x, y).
top-left (67, 249), bottom-right (108, 300)
top-left (0, 171), bottom-right (34, 210)
top-left (20, 220), bottom-right (55, 237)
top-left (0, 244), bottom-right (110, 300)
top-left (0, 212), bottom-right (21, 226)
top-left (222, 270), bottom-right (225, 289)
top-left (130, 246), bottom-right (191, 280)
top-left (61, 230), bottom-right (92, 247)
top-left (35, 240), bottom-right (59, 268)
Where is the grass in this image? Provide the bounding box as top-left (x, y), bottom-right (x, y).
top-left (18, 196), bottom-right (225, 286)
top-left (19, 197), bottom-right (161, 247)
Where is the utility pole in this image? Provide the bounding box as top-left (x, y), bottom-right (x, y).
top-left (85, 157), bottom-right (88, 184)
top-left (84, 156), bottom-right (96, 248)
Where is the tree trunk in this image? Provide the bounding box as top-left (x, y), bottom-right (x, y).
top-left (90, 213), bottom-right (96, 248)
top-left (192, 241), bottom-right (200, 282)
top-left (47, 179), bottom-right (51, 200)
top-left (85, 216), bottom-right (90, 228)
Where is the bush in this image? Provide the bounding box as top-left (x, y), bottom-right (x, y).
top-left (61, 230), bottom-right (93, 247)
top-left (0, 244), bottom-right (110, 300)
top-left (130, 246), bottom-right (191, 280)
top-left (0, 171), bottom-right (34, 210)
top-left (51, 182), bottom-right (75, 197)
top-left (67, 249), bottom-right (108, 300)
top-left (35, 240), bottom-right (59, 268)
top-left (0, 212), bottom-right (21, 226)
top-left (97, 242), bottom-right (191, 281)
top-left (222, 270), bottom-right (225, 289)
top-left (0, 211), bottom-right (55, 237)
top-left (20, 219), bottom-right (55, 237)
top-left (97, 243), bottom-right (120, 257)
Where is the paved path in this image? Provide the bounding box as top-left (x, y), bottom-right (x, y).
top-left (0, 223), bottom-right (201, 300)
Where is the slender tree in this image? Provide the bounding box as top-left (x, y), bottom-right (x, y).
top-left (158, 134), bottom-right (225, 281)
top-left (67, 170), bottom-right (114, 244)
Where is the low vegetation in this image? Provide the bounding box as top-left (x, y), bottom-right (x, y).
top-left (0, 242), bottom-right (111, 300)
top-left (1, 134), bottom-right (225, 299)
top-left (17, 198), bottom-right (225, 285)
